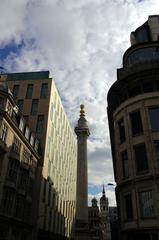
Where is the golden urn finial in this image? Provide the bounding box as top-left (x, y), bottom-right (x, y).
top-left (80, 104), bottom-right (85, 117)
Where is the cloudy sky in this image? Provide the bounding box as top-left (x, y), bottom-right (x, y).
top-left (0, 0), bottom-right (159, 206)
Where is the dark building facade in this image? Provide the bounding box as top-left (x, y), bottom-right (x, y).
top-left (100, 186), bottom-right (111, 240)
top-left (109, 207), bottom-right (119, 240)
top-left (88, 198), bottom-right (101, 240)
top-left (88, 187), bottom-right (111, 240)
top-left (0, 80), bottom-right (41, 240)
top-left (107, 15), bottom-right (159, 240)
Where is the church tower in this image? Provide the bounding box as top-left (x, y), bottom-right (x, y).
top-left (74, 104), bottom-right (90, 240)
top-left (100, 185), bottom-right (111, 240)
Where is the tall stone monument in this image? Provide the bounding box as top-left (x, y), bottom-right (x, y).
top-left (74, 104), bottom-right (90, 240)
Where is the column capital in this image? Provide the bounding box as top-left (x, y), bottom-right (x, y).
top-left (74, 104), bottom-right (90, 137)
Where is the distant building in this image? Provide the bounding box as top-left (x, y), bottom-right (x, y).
top-left (88, 198), bottom-right (101, 240)
top-left (100, 186), bottom-right (111, 240)
top-left (107, 15), bottom-right (159, 239)
top-left (0, 81), bottom-right (40, 239)
top-left (0, 70), bottom-right (77, 239)
top-left (88, 187), bottom-right (111, 240)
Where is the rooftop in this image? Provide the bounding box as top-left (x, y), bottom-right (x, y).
top-left (2, 70), bottom-right (50, 81)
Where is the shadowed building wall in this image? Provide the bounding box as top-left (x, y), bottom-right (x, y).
top-left (107, 15), bottom-right (159, 240)
top-left (0, 81), bottom-right (40, 240)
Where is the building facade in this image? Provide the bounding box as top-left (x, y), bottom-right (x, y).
top-left (0, 80), bottom-right (40, 239)
top-left (3, 71), bottom-right (77, 239)
top-left (109, 207), bottom-right (119, 240)
top-left (100, 186), bottom-right (111, 240)
top-left (88, 187), bottom-right (111, 240)
top-left (88, 198), bottom-right (101, 240)
top-left (107, 15), bottom-right (159, 240)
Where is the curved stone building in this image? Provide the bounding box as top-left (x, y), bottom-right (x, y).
top-left (107, 15), bottom-right (159, 240)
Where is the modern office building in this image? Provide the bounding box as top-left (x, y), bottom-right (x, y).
top-left (3, 71), bottom-right (77, 239)
top-left (107, 15), bottom-right (159, 240)
top-left (0, 80), bottom-right (40, 239)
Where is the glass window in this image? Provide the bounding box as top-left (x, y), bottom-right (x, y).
top-left (25, 126), bottom-right (30, 140)
top-left (118, 119), bottom-right (126, 143)
top-left (54, 92), bottom-right (57, 108)
top-left (47, 137), bottom-right (51, 157)
top-left (31, 99), bottom-right (38, 115)
top-left (6, 102), bottom-right (12, 116)
top-left (51, 143), bottom-right (54, 163)
top-left (23, 148), bottom-right (30, 164)
top-left (154, 141), bottom-right (159, 168)
top-left (34, 139), bottom-right (39, 152)
top-left (52, 164), bottom-right (55, 183)
top-left (121, 151), bottom-right (129, 178)
top-left (134, 144), bottom-right (148, 173)
top-left (130, 110), bottom-right (143, 135)
top-left (124, 193), bottom-right (133, 220)
top-left (7, 158), bottom-right (19, 182)
top-left (19, 169), bottom-right (29, 190)
top-left (50, 102), bottom-right (53, 121)
top-left (19, 118), bottom-right (25, 132)
top-left (36, 115), bottom-right (44, 134)
top-left (127, 46), bottom-right (159, 66)
top-left (3, 188), bottom-right (15, 215)
top-left (26, 84), bottom-right (33, 99)
top-left (12, 85), bottom-right (19, 99)
top-left (17, 99), bottom-right (24, 113)
top-left (149, 107), bottom-right (159, 131)
top-left (0, 123), bottom-right (8, 142)
top-left (139, 191), bottom-right (154, 218)
top-left (30, 133), bottom-right (34, 146)
top-left (40, 83), bottom-right (48, 98)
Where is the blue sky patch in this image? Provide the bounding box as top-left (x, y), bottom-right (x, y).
top-left (88, 185), bottom-right (102, 195)
top-left (0, 40), bottom-right (25, 61)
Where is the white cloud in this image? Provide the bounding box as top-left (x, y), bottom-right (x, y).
top-left (1, 0), bottom-right (159, 206)
top-left (0, 0), bottom-right (28, 46)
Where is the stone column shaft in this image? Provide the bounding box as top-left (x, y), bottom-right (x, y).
top-left (76, 135), bottom-right (88, 222)
top-left (74, 105), bottom-right (90, 240)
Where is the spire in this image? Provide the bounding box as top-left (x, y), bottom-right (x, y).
top-left (100, 184), bottom-right (106, 202)
top-left (102, 184), bottom-right (105, 195)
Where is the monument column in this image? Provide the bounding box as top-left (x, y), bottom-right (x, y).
top-left (74, 104), bottom-right (90, 240)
